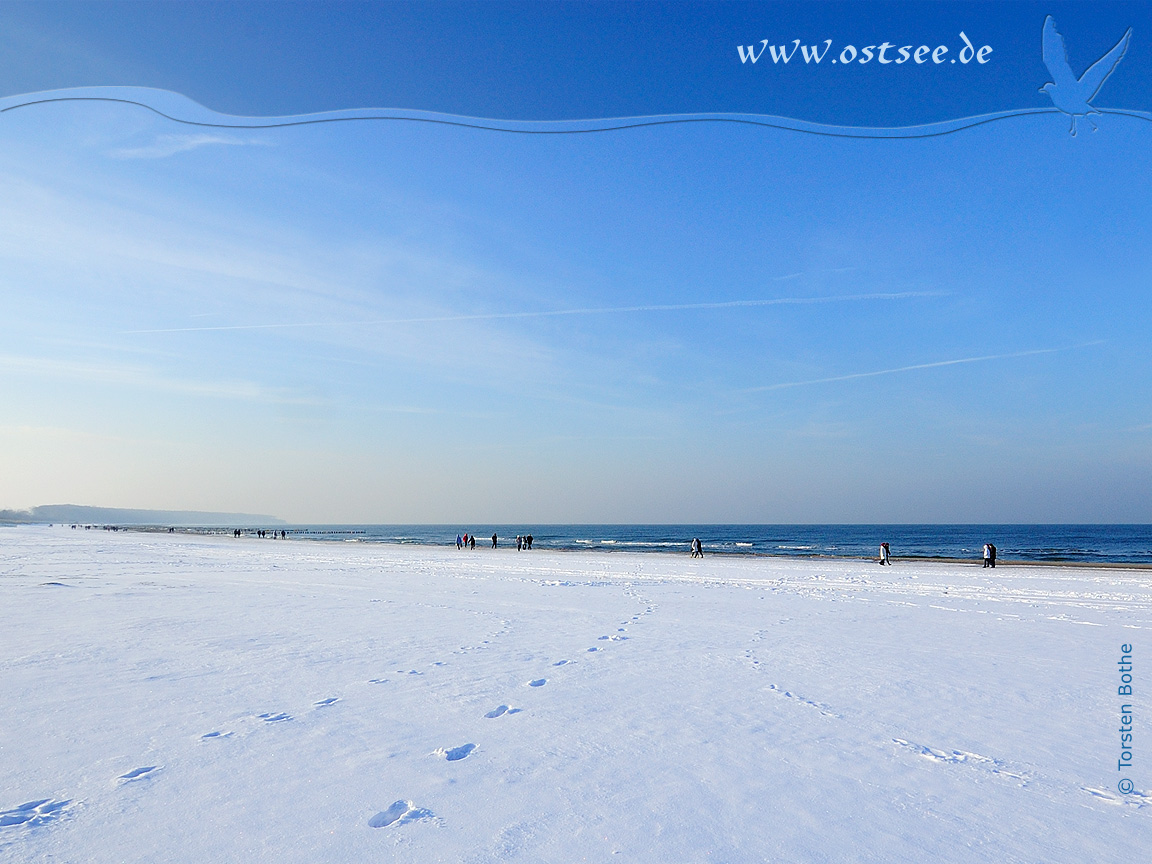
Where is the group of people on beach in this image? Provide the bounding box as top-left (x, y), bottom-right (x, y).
top-left (690, 538), bottom-right (704, 558)
top-left (455, 532), bottom-right (533, 550)
top-left (982, 543), bottom-right (998, 568)
top-left (876, 541), bottom-right (999, 566)
top-left (232, 529), bottom-right (286, 539)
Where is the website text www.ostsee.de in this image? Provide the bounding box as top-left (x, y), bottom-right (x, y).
top-left (738, 33), bottom-right (992, 67)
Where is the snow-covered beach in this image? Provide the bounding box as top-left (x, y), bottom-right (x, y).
top-left (2, 525), bottom-right (1149, 862)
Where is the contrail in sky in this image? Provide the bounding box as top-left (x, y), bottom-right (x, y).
top-left (121, 290), bottom-right (943, 334)
top-left (745, 342), bottom-right (1106, 392)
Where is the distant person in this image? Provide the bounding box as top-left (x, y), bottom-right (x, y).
top-left (456, 534), bottom-right (463, 550)
top-left (879, 542), bottom-right (890, 565)
top-left (492, 533), bottom-right (498, 548)
top-left (516, 535), bottom-right (523, 551)
top-left (982, 543), bottom-right (992, 568)
top-left (989, 543), bottom-right (997, 568)
top-left (526, 534), bottom-right (533, 550)
top-left (470, 534), bottom-right (475, 550)
top-left (691, 538), bottom-right (703, 558)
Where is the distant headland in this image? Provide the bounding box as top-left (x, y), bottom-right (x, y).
top-left (0, 505), bottom-right (285, 527)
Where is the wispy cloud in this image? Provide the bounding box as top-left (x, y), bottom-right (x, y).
top-left (0, 354), bottom-right (312, 404)
top-left (110, 134), bottom-right (269, 159)
top-left (121, 291), bottom-right (944, 334)
top-left (744, 342), bottom-right (1106, 393)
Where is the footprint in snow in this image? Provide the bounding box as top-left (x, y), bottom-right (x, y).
top-left (438, 743), bottom-right (476, 761)
top-left (367, 678), bottom-right (389, 684)
top-left (314, 697), bottom-right (339, 707)
top-left (893, 738), bottom-right (986, 765)
top-left (201, 731), bottom-right (232, 740)
top-left (766, 684), bottom-right (840, 718)
top-left (258, 712), bottom-right (292, 723)
top-left (484, 705), bottom-right (523, 718)
top-left (1083, 786), bottom-right (1151, 807)
top-left (891, 738), bottom-right (1025, 780)
top-left (587, 647), bottom-right (599, 652)
top-left (487, 704), bottom-right (524, 718)
top-left (117, 766), bottom-right (160, 783)
top-left (528, 678), bottom-right (547, 687)
top-left (552, 659), bottom-right (570, 666)
top-left (0, 799), bottom-right (73, 828)
top-left (368, 800), bottom-right (436, 828)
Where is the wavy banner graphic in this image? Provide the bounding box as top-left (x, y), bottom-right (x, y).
top-left (3, 85), bottom-right (1150, 141)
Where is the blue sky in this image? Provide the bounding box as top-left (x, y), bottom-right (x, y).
top-left (1, 2), bottom-right (1150, 522)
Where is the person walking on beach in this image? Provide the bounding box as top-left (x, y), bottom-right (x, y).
top-left (982, 543), bottom-right (992, 567)
top-left (691, 538), bottom-right (703, 558)
top-left (457, 534), bottom-right (463, 550)
top-left (469, 534), bottom-right (475, 550)
top-left (879, 542), bottom-right (890, 565)
top-left (526, 534), bottom-right (533, 550)
top-left (492, 533), bottom-right (498, 548)
top-left (989, 543), bottom-right (997, 568)
top-left (516, 535), bottom-right (522, 551)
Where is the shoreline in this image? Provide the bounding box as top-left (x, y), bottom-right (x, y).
top-left (15, 523), bottom-right (1152, 571)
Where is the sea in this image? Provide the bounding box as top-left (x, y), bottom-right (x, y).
top-left (216, 524), bottom-right (1152, 566)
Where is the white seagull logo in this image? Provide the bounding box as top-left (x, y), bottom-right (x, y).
top-left (1040, 15), bottom-right (1132, 135)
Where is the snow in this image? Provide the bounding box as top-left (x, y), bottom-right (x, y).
top-left (1, 525), bottom-right (1149, 862)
